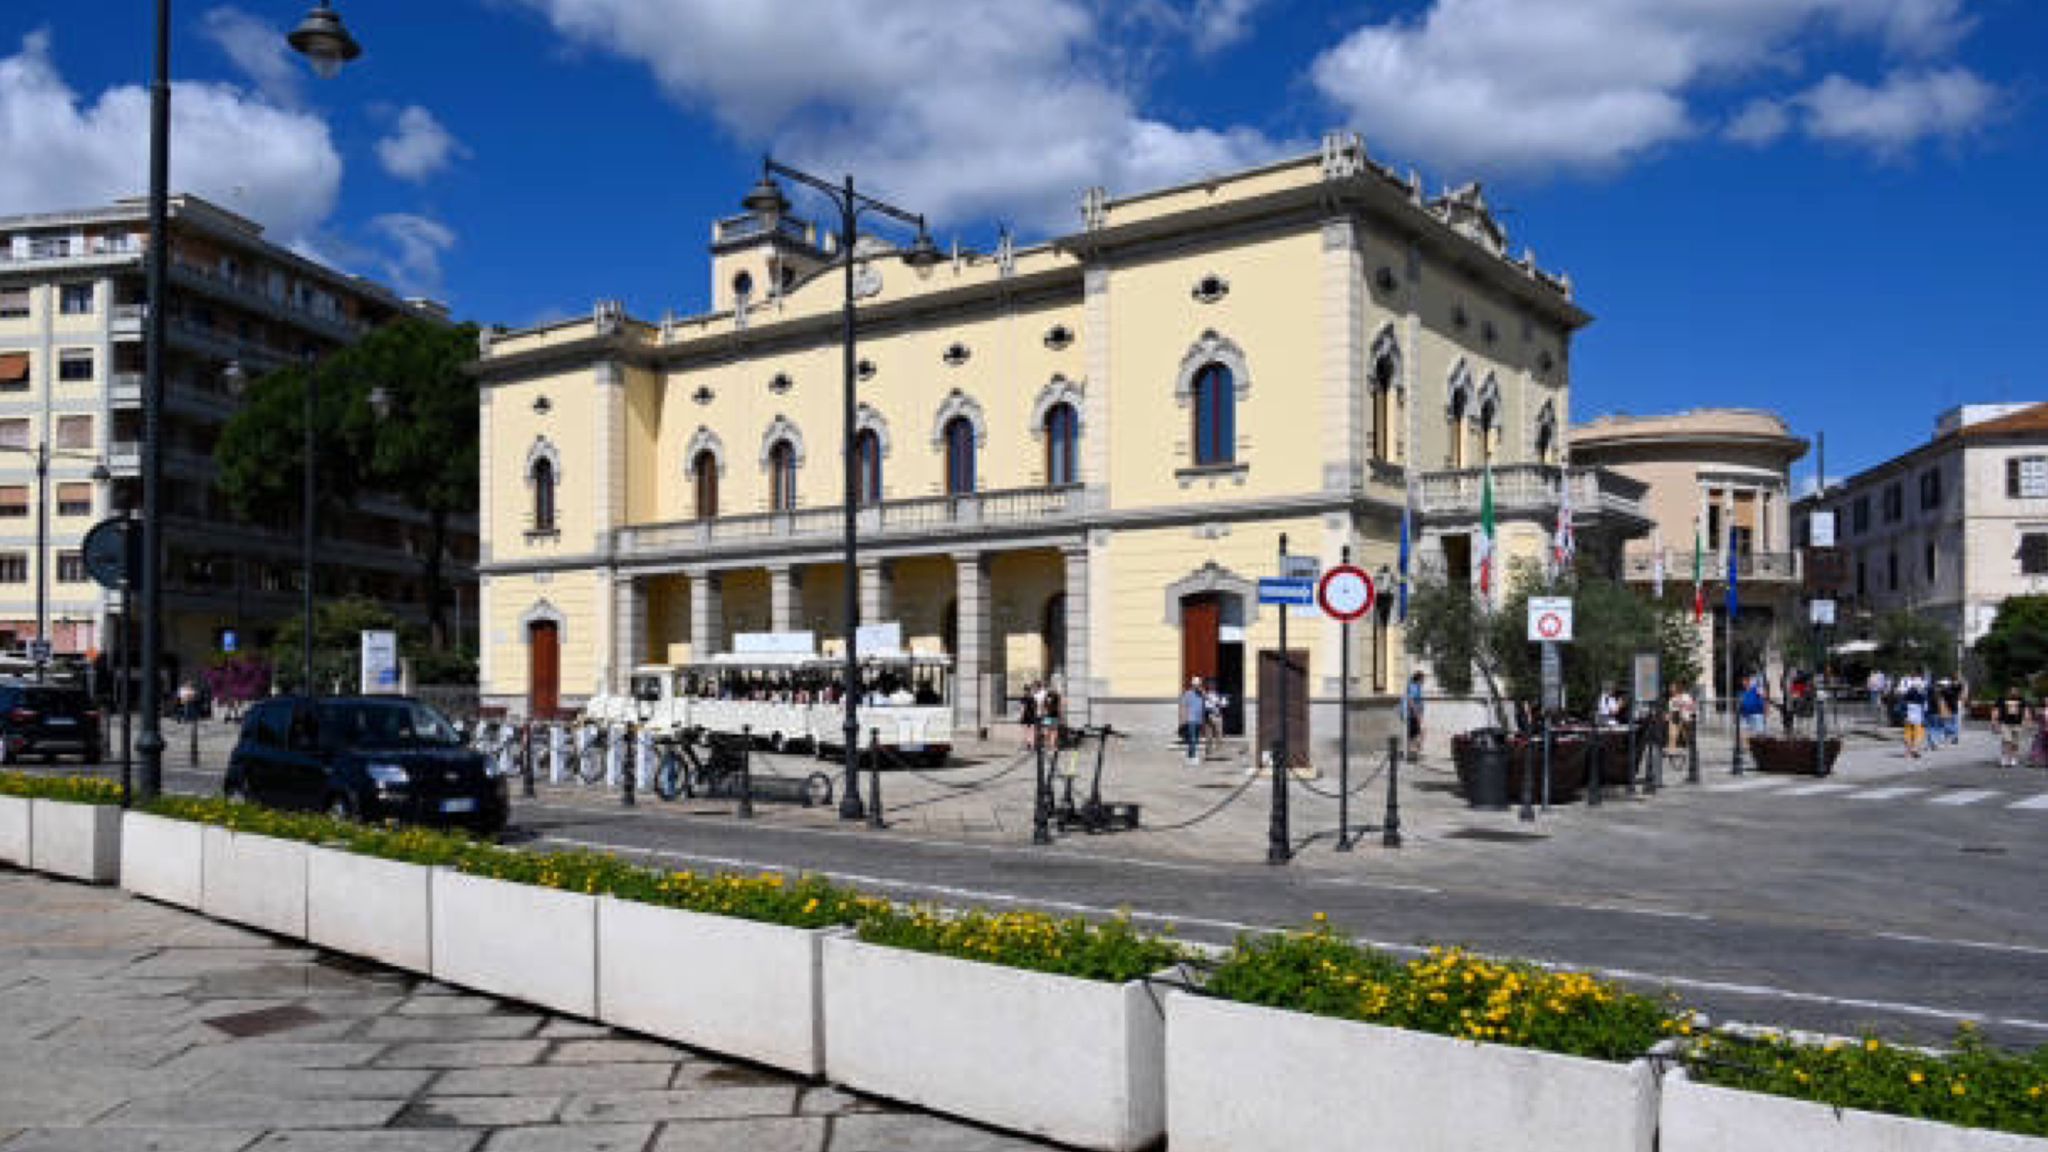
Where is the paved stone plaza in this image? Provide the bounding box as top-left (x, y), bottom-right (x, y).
top-left (0, 870), bottom-right (1053, 1152)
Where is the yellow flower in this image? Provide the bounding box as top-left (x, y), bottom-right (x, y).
top-left (1312, 912), bottom-right (1328, 924)
top-left (1909, 1071), bottom-right (1925, 1086)
top-left (1864, 1038), bottom-right (1881, 1053)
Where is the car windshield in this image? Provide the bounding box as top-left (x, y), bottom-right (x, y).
top-left (22, 688), bottom-right (89, 714)
top-left (315, 699), bottom-right (462, 749)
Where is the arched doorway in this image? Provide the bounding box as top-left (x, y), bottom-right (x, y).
top-left (528, 620), bottom-right (559, 719)
top-left (1180, 592), bottom-right (1245, 734)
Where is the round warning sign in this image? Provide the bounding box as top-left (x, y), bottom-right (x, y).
top-left (1527, 596), bottom-right (1574, 643)
top-left (1317, 565), bottom-right (1375, 622)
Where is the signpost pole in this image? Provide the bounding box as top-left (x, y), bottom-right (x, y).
top-left (1336, 546), bottom-right (1353, 852)
top-left (1268, 533), bottom-right (1292, 866)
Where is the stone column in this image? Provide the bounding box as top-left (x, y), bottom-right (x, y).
top-left (689, 571), bottom-right (723, 660)
top-left (953, 552), bottom-right (990, 734)
top-left (612, 576), bottom-right (645, 690)
top-left (859, 559), bottom-right (893, 628)
top-left (770, 565), bottom-right (796, 634)
top-left (1060, 543), bottom-right (1091, 723)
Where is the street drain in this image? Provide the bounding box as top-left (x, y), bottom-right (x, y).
top-left (1959, 844), bottom-right (2008, 856)
top-left (1443, 828), bottom-right (1547, 844)
top-left (203, 1004), bottom-right (324, 1038)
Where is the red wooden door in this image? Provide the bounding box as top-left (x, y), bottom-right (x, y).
top-left (1182, 596), bottom-right (1220, 687)
top-left (529, 622), bottom-right (560, 719)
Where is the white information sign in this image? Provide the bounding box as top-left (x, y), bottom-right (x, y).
top-left (1810, 599), bottom-right (1836, 626)
top-left (1280, 554), bottom-right (1320, 581)
top-left (359, 630), bottom-right (400, 695)
top-left (733, 631), bottom-right (817, 656)
top-left (855, 621), bottom-right (904, 656)
top-left (1810, 510), bottom-right (1836, 549)
top-left (1527, 597), bottom-right (1574, 643)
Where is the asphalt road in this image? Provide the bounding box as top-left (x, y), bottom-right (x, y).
top-left (64, 720), bottom-right (2048, 1050)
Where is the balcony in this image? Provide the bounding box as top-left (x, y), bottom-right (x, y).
top-left (616, 484), bottom-right (1088, 561)
top-left (110, 304), bottom-right (145, 339)
top-left (1624, 550), bottom-right (1803, 585)
top-left (107, 440), bottom-right (141, 475)
top-left (167, 259), bottom-right (372, 343)
top-left (1417, 464), bottom-right (1651, 526)
top-left (108, 372), bottom-right (143, 405)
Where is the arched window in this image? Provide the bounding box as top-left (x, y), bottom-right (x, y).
top-left (855, 428), bottom-right (883, 506)
top-left (1191, 363), bottom-right (1235, 465)
top-left (944, 416), bottom-right (976, 495)
top-left (1477, 398), bottom-right (1498, 464)
top-left (531, 457), bottom-right (556, 532)
top-left (1447, 389), bottom-right (1469, 469)
top-left (1535, 419), bottom-right (1556, 466)
top-left (769, 440), bottom-right (797, 512)
top-left (692, 450), bottom-right (718, 520)
top-left (1044, 402), bottom-right (1078, 487)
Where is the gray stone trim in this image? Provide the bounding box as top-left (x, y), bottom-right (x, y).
top-left (851, 403), bottom-right (891, 458)
top-left (1027, 375), bottom-right (1085, 440)
top-left (518, 598), bottom-right (569, 646)
top-left (759, 414), bottom-right (806, 469)
top-left (1174, 329), bottom-right (1252, 402)
top-left (1476, 371), bottom-right (1501, 423)
top-left (930, 389), bottom-right (988, 450)
top-left (525, 435), bottom-right (562, 486)
top-left (1369, 323), bottom-right (1401, 392)
top-left (684, 425), bottom-right (727, 478)
top-left (1161, 561), bottom-right (1262, 627)
top-left (1446, 358), bottom-right (1474, 419)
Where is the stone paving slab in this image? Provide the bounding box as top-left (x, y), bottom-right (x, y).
top-left (0, 869), bottom-right (1061, 1152)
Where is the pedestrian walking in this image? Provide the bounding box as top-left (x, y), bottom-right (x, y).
top-left (1180, 678), bottom-right (1205, 767)
top-left (1738, 675), bottom-right (1767, 736)
top-left (1200, 680), bottom-right (1224, 758)
top-left (1403, 671), bottom-right (1426, 762)
top-left (1901, 680), bottom-right (1927, 760)
top-left (1995, 685), bottom-right (2027, 768)
top-left (1019, 682), bottom-right (1040, 752)
top-left (1597, 685), bottom-right (1622, 728)
top-left (1666, 682), bottom-right (1697, 752)
top-left (1939, 679), bottom-right (1963, 747)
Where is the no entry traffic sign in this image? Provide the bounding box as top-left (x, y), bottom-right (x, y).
top-left (1317, 565), bottom-right (1374, 622)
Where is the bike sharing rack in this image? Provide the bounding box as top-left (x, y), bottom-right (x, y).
top-left (656, 727), bottom-right (835, 811)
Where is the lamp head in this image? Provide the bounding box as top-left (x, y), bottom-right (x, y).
top-left (741, 173), bottom-right (791, 217)
top-left (91, 462), bottom-right (111, 483)
top-left (369, 385), bottom-right (393, 419)
top-left (900, 227), bottom-right (943, 269)
top-left (288, 2), bottom-right (363, 80)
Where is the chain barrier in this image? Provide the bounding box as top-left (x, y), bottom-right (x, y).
top-left (1288, 757), bottom-right (1386, 800)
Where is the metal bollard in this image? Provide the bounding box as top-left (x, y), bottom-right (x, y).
top-left (190, 711), bottom-right (200, 767)
top-left (1381, 736), bottom-right (1402, 849)
top-left (621, 727), bottom-right (637, 807)
top-left (1521, 721), bottom-right (1539, 823)
top-left (549, 724), bottom-right (565, 786)
top-left (1624, 720), bottom-right (1638, 797)
top-left (736, 725), bottom-right (754, 819)
top-left (1588, 734), bottom-right (1604, 807)
top-left (867, 727), bottom-right (883, 830)
top-left (1032, 724), bottom-right (1051, 845)
top-left (1687, 720), bottom-right (1700, 784)
top-left (1645, 719), bottom-right (1661, 795)
top-left (522, 722), bottom-right (537, 798)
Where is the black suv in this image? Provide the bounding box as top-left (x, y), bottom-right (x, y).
top-left (224, 696), bottom-right (507, 834)
top-left (0, 681), bottom-right (103, 764)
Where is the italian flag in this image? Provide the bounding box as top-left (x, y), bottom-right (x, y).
top-left (1692, 522), bottom-right (1705, 622)
top-left (1476, 462), bottom-right (1497, 596)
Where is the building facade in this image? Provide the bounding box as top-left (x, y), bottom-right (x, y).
top-left (0, 195), bottom-right (473, 680)
top-left (1569, 409), bottom-right (1809, 696)
top-left (1793, 402), bottom-right (2048, 656)
top-left (477, 136), bottom-right (1648, 748)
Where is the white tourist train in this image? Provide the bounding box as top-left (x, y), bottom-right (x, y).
top-left (581, 629), bottom-right (955, 764)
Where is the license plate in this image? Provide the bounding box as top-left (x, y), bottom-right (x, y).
top-left (47, 718), bottom-right (74, 727)
top-left (439, 798), bottom-right (478, 814)
top-left (899, 742), bottom-right (923, 753)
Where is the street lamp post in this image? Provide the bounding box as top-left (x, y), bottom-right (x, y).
top-left (741, 161), bottom-right (941, 821)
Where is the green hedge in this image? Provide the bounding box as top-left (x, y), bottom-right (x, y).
top-left (0, 772), bottom-right (122, 805)
top-left (856, 906), bottom-right (1187, 984)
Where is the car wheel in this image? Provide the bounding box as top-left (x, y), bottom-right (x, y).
top-left (223, 781), bottom-right (249, 804)
top-left (40, 752), bottom-right (54, 764)
top-left (82, 745), bottom-right (102, 765)
top-left (324, 793), bottom-right (358, 823)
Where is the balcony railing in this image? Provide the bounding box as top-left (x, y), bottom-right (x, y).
top-left (109, 372), bottom-right (143, 403)
top-left (711, 213), bottom-right (816, 248)
top-left (616, 484), bottom-right (1087, 559)
top-left (1623, 551), bottom-right (1802, 584)
top-left (1417, 464), bottom-right (1649, 521)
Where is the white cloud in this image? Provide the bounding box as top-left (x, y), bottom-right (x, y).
top-left (1310, 0), bottom-right (1996, 176)
top-left (1190, 0), bottom-right (1268, 54)
top-left (367, 213), bottom-right (457, 297)
top-left (509, 0), bottom-right (1288, 233)
top-left (375, 105), bottom-right (469, 182)
top-left (1796, 68), bottom-right (1996, 153)
top-left (200, 6), bottom-right (301, 107)
top-left (0, 31), bottom-right (341, 241)
top-left (1725, 98), bottom-right (1791, 145)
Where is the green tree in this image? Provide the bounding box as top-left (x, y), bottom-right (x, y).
top-left (1974, 596), bottom-right (2048, 692)
top-left (269, 596), bottom-right (404, 694)
top-left (216, 319), bottom-right (479, 648)
top-left (1486, 562), bottom-right (1699, 715)
top-left (1874, 609), bottom-right (1956, 677)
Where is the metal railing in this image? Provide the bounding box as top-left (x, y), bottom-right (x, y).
top-left (616, 483), bottom-right (1087, 558)
top-left (1623, 551), bottom-right (1802, 583)
top-left (1417, 464), bottom-right (1648, 519)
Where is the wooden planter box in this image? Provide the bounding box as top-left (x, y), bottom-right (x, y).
top-left (1167, 995), bottom-right (1657, 1152)
top-left (1747, 736), bottom-right (1843, 775)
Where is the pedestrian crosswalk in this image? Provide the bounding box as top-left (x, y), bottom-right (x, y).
top-left (1704, 775), bottom-right (2048, 812)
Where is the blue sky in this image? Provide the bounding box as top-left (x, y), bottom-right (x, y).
top-left (1, 0), bottom-right (2040, 478)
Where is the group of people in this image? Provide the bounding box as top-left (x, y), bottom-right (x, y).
top-left (1017, 679), bottom-right (1066, 751)
top-left (1888, 673), bottom-right (1964, 759)
top-left (1177, 677), bottom-right (1232, 766)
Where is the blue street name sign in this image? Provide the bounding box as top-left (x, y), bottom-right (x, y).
top-left (1258, 577), bottom-right (1316, 606)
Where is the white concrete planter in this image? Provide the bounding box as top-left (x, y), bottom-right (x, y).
top-left (199, 825), bottom-right (308, 939)
top-left (120, 811), bottom-right (204, 907)
top-left (596, 898), bottom-right (828, 1076)
top-left (1167, 994), bottom-right (1657, 1152)
top-left (1662, 1067), bottom-right (2048, 1152)
top-left (28, 799), bottom-right (122, 884)
top-left (0, 794), bottom-right (28, 866)
top-left (431, 869), bottom-right (596, 1018)
top-left (822, 937), bottom-right (1166, 1151)
top-left (307, 845), bottom-right (433, 975)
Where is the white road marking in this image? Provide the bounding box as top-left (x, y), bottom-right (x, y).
top-left (1706, 777), bottom-right (1791, 792)
top-left (1874, 932), bottom-right (2048, 958)
top-left (534, 833), bottom-right (2048, 1036)
top-left (2008, 793), bottom-right (2048, 811)
top-left (1782, 782), bottom-right (1856, 797)
top-left (1849, 786), bottom-right (1928, 801)
top-left (1928, 789), bottom-right (2002, 807)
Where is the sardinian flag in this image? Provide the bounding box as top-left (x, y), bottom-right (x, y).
top-left (1553, 468), bottom-right (1576, 573)
top-left (1476, 460), bottom-right (1497, 597)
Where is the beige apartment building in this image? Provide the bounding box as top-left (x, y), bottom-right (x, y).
top-left (0, 195), bottom-right (473, 681)
top-left (1794, 402), bottom-right (2048, 658)
top-left (1569, 409), bottom-right (1809, 697)
top-left (475, 136), bottom-right (1650, 748)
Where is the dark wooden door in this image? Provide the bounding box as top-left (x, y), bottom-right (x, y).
top-left (1257, 648), bottom-right (1310, 768)
top-left (529, 622), bottom-right (560, 719)
top-left (1182, 595), bottom-right (1220, 687)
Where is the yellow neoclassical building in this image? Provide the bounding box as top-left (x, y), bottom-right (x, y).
top-left (475, 135), bottom-right (1648, 750)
